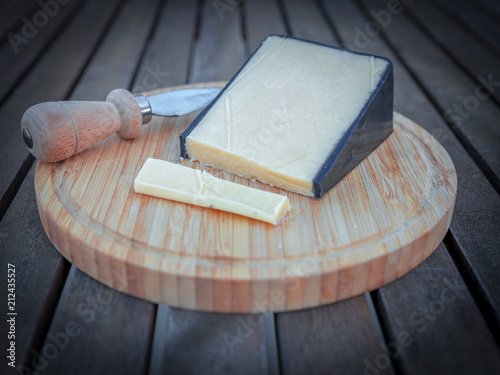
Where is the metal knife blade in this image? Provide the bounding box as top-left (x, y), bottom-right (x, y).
top-left (146, 87), bottom-right (222, 117)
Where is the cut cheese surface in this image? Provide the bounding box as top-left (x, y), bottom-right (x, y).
top-left (134, 158), bottom-right (291, 225)
top-left (183, 35), bottom-right (392, 197)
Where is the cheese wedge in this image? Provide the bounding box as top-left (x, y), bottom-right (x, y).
top-left (134, 158), bottom-right (291, 225)
top-left (180, 35), bottom-right (393, 198)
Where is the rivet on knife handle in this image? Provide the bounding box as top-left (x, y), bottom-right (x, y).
top-left (21, 89), bottom-right (150, 163)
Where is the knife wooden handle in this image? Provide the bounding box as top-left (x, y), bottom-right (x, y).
top-left (21, 89), bottom-right (143, 162)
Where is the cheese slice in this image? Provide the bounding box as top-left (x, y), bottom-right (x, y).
top-left (134, 158), bottom-right (291, 225)
top-left (181, 35), bottom-right (393, 198)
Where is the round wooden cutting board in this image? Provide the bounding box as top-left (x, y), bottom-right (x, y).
top-left (35, 82), bottom-right (457, 313)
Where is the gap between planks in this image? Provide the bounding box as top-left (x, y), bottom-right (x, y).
top-left (444, 231), bottom-right (500, 348)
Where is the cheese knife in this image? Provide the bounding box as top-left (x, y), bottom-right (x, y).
top-left (21, 87), bottom-right (222, 162)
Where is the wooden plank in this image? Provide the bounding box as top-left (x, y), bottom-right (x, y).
top-left (37, 268), bottom-right (155, 375)
top-left (0, 0), bottom-right (121, 220)
top-left (32, 0), bottom-right (162, 373)
top-left (375, 245), bottom-right (500, 374)
top-left (189, 0), bottom-right (246, 83)
top-left (243, 0), bottom-right (287, 64)
top-left (148, 1), bottom-right (271, 373)
top-left (280, 0), bottom-right (336, 45)
top-left (243, 0), bottom-right (287, 53)
top-left (265, 3), bottom-right (394, 374)
top-left (400, 0), bottom-right (500, 104)
top-left (69, 0), bottom-right (162, 101)
top-left (0, 2), bottom-right (121, 373)
top-left (0, 0), bottom-right (82, 104)
top-left (434, 0), bottom-right (500, 55)
top-left (150, 306), bottom-right (268, 374)
top-left (326, 0), bottom-right (500, 352)
top-left (0, 165), bottom-right (69, 375)
top-left (360, 0), bottom-right (500, 190)
top-left (133, 0), bottom-right (198, 91)
top-left (277, 294), bottom-right (393, 375)
top-left (0, 0), bottom-right (38, 42)
top-left (0, 0), bottom-right (16, 12)
top-left (474, 0), bottom-right (500, 23)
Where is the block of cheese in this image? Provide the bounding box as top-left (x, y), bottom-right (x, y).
top-left (134, 158), bottom-right (291, 225)
top-left (180, 35), bottom-right (393, 198)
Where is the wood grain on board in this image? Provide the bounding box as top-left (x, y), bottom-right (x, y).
top-left (0, 0), bottom-right (498, 374)
top-left (34, 80), bottom-right (456, 313)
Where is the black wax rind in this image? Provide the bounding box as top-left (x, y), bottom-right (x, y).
top-left (313, 65), bottom-right (393, 198)
top-left (180, 35), bottom-right (394, 199)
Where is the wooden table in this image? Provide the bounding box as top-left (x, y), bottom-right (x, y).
top-left (1, 0), bottom-right (499, 374)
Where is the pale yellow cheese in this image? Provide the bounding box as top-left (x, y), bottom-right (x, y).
top-left (186, 35), bottom-right (389, 196)
top-left (134, 158), bottom-right (291, 225)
